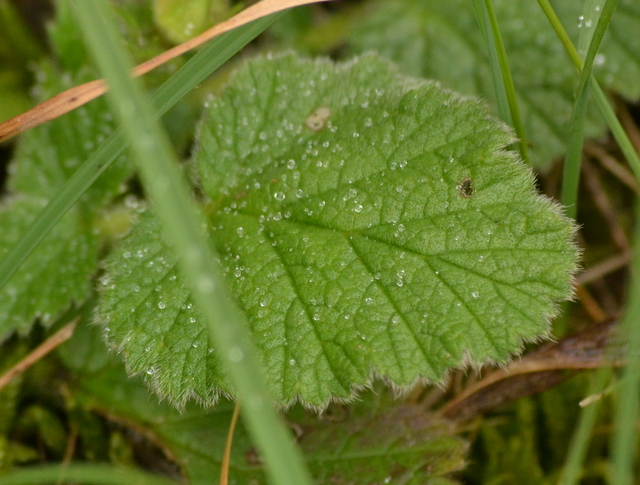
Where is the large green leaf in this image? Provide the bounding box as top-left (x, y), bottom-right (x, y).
top-left (97, 53), bottom-right (578, 408)
top-left (347, 0), bottom-right (640, 169)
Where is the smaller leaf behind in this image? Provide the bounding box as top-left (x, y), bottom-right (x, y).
top-left (0, 197), bottom-right (99, 339)
top-left (97, 53), bottom-right (578, 408)
top-left (0, 14), bottom-right (133, 340)
top-left (346, 0), bottom-right (640, 169)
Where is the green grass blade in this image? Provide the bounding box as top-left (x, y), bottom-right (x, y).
top-left (538, 2), bottom-right (640, 481)
top-left (71, 2), bottom-right (313, 485)
top-left (591, 83), bottom-right (640, 180)
top-left (611, 201), bottom-right (640, 485)
top-left (578, 0), bottom-right (618, 96)
top-left (0, 463), bottom-right (178, 485)
top-left (471, 0), bottom-right (511, 125)
top-left (561, 82), bottom-right (589, 219)
top-left (473, 0), bottom-right (528, 163)
top-left (561, 0), bottom-right (618, 218)
top-left (536, 0), bottom-right (583, 68)
top-left (536, 0), bottom-right (640, 182)
top-left (0, 13), bottom-right (280, 292)
top-left (577, 0), bottom-right (604, 58)
top-left (559, 365), bottom-right (614, 485)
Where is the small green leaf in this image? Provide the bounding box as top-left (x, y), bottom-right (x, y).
top-left (291, 399), bottom-right (467, 484)
top-left (0, 198), bottom-right (99, 339)
top-left (50, 0), bottom-right (167, 71)
top-left (97, 53), bottom-right (577, 408)
top-left (0, 62), bottom-right (132, 340)
top-left (153, 0), bottom-right (230, 44)
top-left (346, 0), bottom-right (640, 168)
top-left (7, 62), bottom-right (131, 209)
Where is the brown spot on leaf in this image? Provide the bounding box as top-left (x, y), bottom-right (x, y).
top-left (305, 106), bottom-right (331, 132)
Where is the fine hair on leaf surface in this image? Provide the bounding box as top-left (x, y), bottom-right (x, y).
top-left (96, 52), bottom-right (579, 410)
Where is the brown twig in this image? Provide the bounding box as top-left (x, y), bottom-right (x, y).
top-left (585, 142), bottom-right (640, 195)
top-left (57, 426), bottom-right (78, 485)
top-left (616, 99), bottom-right (640, 156)
top-left (0, 0), bottom-right (335, 142)
top-left (576, 252), bottom-right (630, 285)
top-left (0, 318), bottom-right (78, 391)
top-left (581, 159), bottom-right (631, 253)
top-left (576, 284), bottom-right (608, 323)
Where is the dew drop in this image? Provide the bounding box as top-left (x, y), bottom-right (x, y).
top-left (198, 276), bottom-right (215, 294)
top-left (274, 192), bottom-right (286, 201)
top-left (289, 359), bottom-right (296, 366)
top-left (228, 346), bottom-right (244, 362)
top-left (158, 302), bottom-right (166, 309)
top-left (472, 291), bottom-right (480, 299)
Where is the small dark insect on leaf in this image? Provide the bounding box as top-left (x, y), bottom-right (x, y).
top-left (457, 177), bottom-right (474, 198)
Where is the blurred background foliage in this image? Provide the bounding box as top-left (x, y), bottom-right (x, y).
top-left (0, 0), bottom-right (638, 483)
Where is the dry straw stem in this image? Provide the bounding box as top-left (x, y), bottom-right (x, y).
top-left (220, 401), bottom-right (242, 485)
top-left (0, 318), bottom-right (78, 391)
top-left (0, 0), bottom-right (335, 142)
